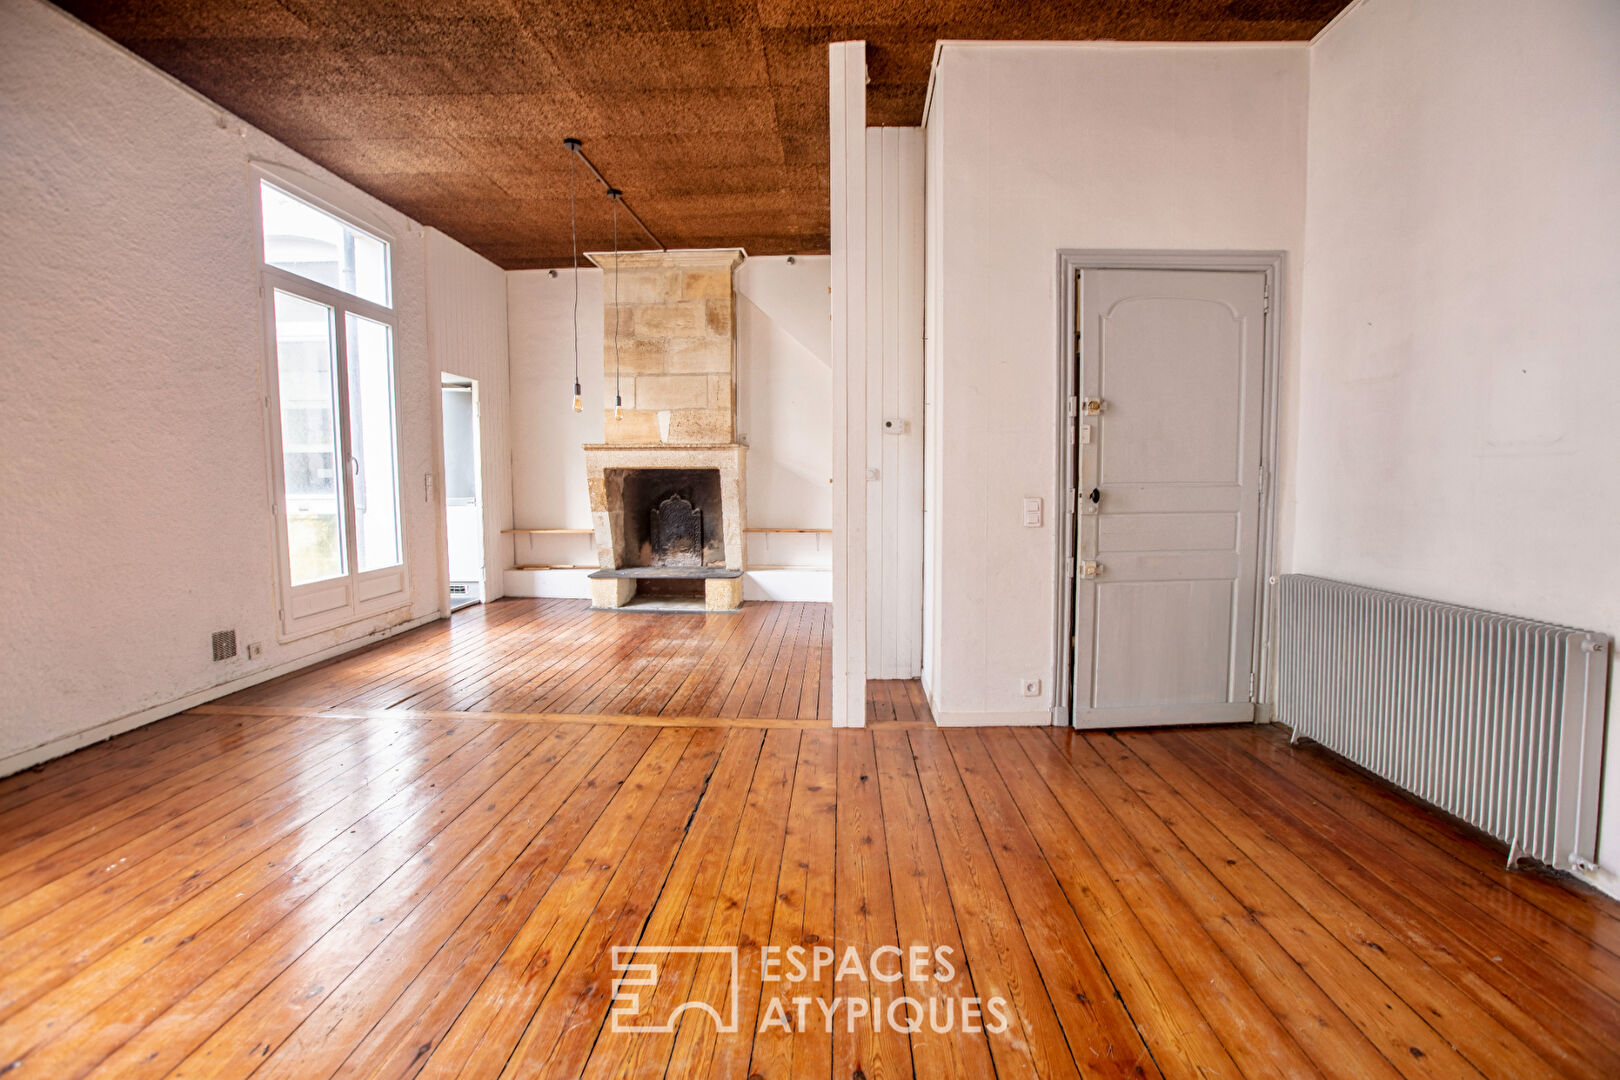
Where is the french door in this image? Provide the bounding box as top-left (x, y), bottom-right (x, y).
top-left (263, 270), bottom-right (406, 636)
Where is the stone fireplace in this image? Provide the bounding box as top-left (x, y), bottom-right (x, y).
top-left (583, 249), bottom-right (747, 612)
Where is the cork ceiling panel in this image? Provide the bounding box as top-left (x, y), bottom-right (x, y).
top-left (53, 0), bottom-right (1348, 268)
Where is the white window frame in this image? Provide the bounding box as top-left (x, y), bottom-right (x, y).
top-left (253, 166), bottom-right (410, 639)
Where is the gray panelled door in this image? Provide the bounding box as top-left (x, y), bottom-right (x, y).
top-left (1072, 269), bottom-right (1266, 728)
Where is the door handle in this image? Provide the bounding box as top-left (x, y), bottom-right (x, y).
top-left (1088, 488), bottom-right (1100, 504)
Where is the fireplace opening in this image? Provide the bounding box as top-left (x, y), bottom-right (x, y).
top-left (610, 468), bottom-right (725, 569)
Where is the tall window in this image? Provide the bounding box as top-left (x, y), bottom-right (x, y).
top-left (259, 177), bottom-right (406, 634)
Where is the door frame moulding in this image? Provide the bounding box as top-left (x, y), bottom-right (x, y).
top-left (1053, 249), bottom-right (1285, 727)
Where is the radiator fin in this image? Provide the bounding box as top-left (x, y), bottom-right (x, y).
top-left (1277, 575), bottom-right (1608, 870)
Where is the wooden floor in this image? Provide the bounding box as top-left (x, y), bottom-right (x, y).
top-left (219, 598), bottom-right (842, 723)
top-left (4, 604), bottom-right (1620, 1077)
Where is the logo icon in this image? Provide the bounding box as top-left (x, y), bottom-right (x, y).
top-left (609, 945), bottom-right (740, 1034)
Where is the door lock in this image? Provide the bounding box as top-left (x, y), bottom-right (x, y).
top-left (1079, 561), bottom-right (1101, 578)
top-left (1080, 398), bottom-right (1104, 416)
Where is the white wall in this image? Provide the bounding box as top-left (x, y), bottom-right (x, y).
top-left (737, 257), bottom-right (834, 530)
top-left (504, 259), bottom-right (832, 587)
top-left (504, 268), bottom-right (607, 571)
top-left (923, 42), bottom-right (1309, 724)
top-left (426, 229), bottom-right (514, 600)
top-left (922, 81), bottom-right (948, 705)
top-left (0, 0), bottom-right (450, 771)
top-left (865, 128), bottom-right (926, 679)
top-left (1292, 0), bottom-right (1620, 894)
top-left (737, 256), bottom-right (835, 573)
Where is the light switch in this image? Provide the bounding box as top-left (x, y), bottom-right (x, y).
top-left (1022, 497), bottom-right (1043, 527)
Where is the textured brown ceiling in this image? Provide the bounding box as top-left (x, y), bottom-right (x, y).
top-left (54, 1), bottom-right (1348, 268)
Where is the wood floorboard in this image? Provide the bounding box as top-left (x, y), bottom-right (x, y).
top-left (1128, 730), bottom-right (1620, 1079)
top-left (869, 730), bottom-right (998, 1078)
top-left (976, 729), bottom-right (1260, 1079)
top-left (749, 728), bottom-right (837, 1080)
top-left (913, 728), bottom-right (1084, 1078)
top-left (0, 716), bottom-right (373, 911)
top-left (1187, 730), bottom-right (1620, 1002)
top-left (1205, 725), bottom-right (1620, 963)
top-left (1041, 728), bottom-right (1406, 1079)
top-left (1100, 731), bottom-right (1528, 1078)
top-left (5, 602), bottom-right (1620, 1077)
top-left (832, 727), bottom-right (913, 1080)
top-left (944, 729), bottom-right (1168, 1079)
top-left (207, 600), bottom-right (881, 723)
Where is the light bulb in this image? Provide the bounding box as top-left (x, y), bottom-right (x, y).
top-left (571, 380), bottom-right (583, 413)
top-left (613, 398), bottom-right (623, 421)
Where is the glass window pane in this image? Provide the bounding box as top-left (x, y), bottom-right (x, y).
top-left (261, 181), bottom-right (391, 308)
top-left (347, 313), bottom-right (403, 571)
top-left (273, 290), bottom-right (346, 585)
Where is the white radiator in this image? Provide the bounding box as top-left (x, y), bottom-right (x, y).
top-left (1276, 575), bottom-right (1610, 871)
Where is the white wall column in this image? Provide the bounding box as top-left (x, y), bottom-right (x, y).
top-left (425, 229), bottom-right (514, 606)
top-left (864, 126), bottom-right (925, 679)
top-left (829, 41), bottom-right (868, 727)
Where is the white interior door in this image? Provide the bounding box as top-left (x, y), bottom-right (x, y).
top-left (441, 377), bottom-right (484, 605)
top-left (1071, 269), bottom-right (1267, 728)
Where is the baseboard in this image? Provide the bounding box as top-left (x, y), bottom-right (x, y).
top-left (0, 610), bottom-right (444, 778)
top-left (931, 709), bottom-right (1052, 727)
top-left (505, 567), bottom-right (832, 604)
top-left (743, 568), bottom-right (831, 603)
top-left (1574, 863), bottom-right (1620, 903)
top-left (503, 567), bottom-right (592, 599)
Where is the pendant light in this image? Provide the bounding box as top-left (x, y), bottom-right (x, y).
top-left (609, 188), bottom-right (623, 422)
top-left (565, 138), bottom-right (583, 413)
top-left (559, 137), bottom-right (662, 419)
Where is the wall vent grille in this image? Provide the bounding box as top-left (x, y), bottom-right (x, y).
top-left (211, 629), bottom-right (237, 662)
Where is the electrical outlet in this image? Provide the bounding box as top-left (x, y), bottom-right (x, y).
top-left (246, 642), bottom-right (263, 660)
top-left (1021, 677), bottom-right (1042, 698)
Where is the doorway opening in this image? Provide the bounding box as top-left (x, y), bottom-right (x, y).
top-left (441, 374), bottom-right (484, 612)
top-left (1055, 252), bottom-right (1283, 729)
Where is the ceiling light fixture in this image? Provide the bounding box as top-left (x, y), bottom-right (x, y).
top-left (559, 138), bottom-right (661, 422)
top-left (565, 137), bottom-right (583, 414)
top-left (609, 188), bottom-right (623, 422)
top-left (561, 139), bottom-right (665, 251)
